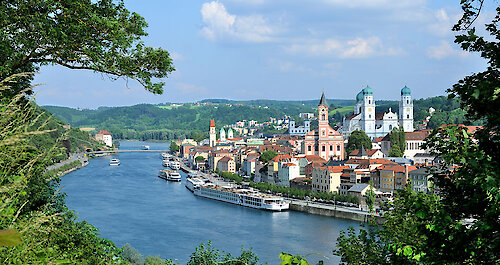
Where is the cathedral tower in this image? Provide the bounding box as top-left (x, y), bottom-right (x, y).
top-left (318, 90), bottom-right (329, 140)
top-left (399, 85), bottom-right (414, 132)
top-left (361, 85), bottom-right (376, 136)
top-left (220, 128), bottom-right (226, 142)
top-left (209, 120), bottom-right (216, 147)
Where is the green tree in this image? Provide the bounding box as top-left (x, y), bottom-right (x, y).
top-left (335, 1), bottom-right (500, 264)
top-left (346, 130), bottom-right (372, 154)
top-left (169, 141), bottom-right (179, 153)
top-left (389, 127), bottom-right (405, 157)
top-left (0, 0), bottom-right (175, 98)
top-left (195, 156), bottom-right (205, 162)
top-left (259, 150), bottom-right (278, 163)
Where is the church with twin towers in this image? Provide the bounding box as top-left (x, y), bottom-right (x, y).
top-left (342, 85), bottom-right (414, 139)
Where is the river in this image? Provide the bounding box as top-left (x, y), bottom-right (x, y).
top-left (61, 141), bottom-right (360, 264)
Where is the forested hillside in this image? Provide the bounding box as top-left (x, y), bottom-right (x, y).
top-left (44, 96), bottom-right (477, 141)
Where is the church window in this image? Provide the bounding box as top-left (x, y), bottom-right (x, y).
top-left (322, 114), bottom-right (326, 120)
top-left (315, 146), bottom-right (318, 152)
top-left (359, 107), bottom-right (361, 113)
top-left (389, 125), bottom-right (392, 130)
top-left (322, 146), bottom-right (325, 152)
top-left (369, 114), bottom-right (371, 119)
top-left (337, 145), bottom-right (340, 151)
top-left (369, 100), bottom-right (371, 104)
top-left (330, 145), bottom-right (333, 151)
top-left (308, 146), bottom-right (311, 152)
top-left (407, 100), bottom-right (409, 104)
top-left (407, 114), bottom-right (410, 119)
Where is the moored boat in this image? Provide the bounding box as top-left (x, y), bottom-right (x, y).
top-left (193, 184), bottom-right (289, 211)
top-left (162, 160), bottom-right (171, 167)
top-left (170, 161), bottom-right (180, 170)
top-left (185, 177), bottom-right (205, 192)
top-left (159, 169), bottom-right (181, 182)
top-left (109, 159), bottom-right (120, 166)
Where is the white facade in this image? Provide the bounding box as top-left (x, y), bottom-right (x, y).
top-left (103, 135), bottom-right (113, 147)
top-left (343, 85), bottom-right (414, 138)
top-left (288, 119), bottom-right (311, 136)
top-left (277, 163), bottom-right (300, 187)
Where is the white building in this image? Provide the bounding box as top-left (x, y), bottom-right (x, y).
top-left (277, 162), bottom-right (300, 187)
top-left (343, 85), bottom-right (414, 139)
top-left (299, 113), bottom-right (315, 119)
top-left (95, 130), bottom-right (113, 147)
top-left (288, 119), bottom-right (311, 136)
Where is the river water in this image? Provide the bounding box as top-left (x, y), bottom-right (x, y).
top-left (61, 141), bottom-right (360, 264)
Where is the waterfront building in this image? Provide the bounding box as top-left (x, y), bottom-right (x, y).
top-left (342, 85), bottom-right (414, 139)
top-left (95, 130), bottom-right (113, 147)
top-left (409, 167), bottom-right (433, 193)
top-left (311, 165), bottom-right (348, 193)
top-left (304, 91), bottom-right (345, 161)
top-left (217, 156), bottom-right (236, 173)
top-left (375, 164), bottom-right (416, 193)
top-left (277, 162), bottom-right (300, 187)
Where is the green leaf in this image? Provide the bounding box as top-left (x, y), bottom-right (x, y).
top-left (0, 229), bottom-right (22, 246)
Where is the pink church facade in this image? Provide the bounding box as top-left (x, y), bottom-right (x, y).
top-left (304, 92), bottom-right (345, 161)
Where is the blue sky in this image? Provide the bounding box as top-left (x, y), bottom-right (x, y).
top-left (33, 0), bottom-right (494, 108)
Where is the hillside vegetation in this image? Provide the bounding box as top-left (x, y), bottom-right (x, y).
top-left (44, 96), bottom-right (477, 141)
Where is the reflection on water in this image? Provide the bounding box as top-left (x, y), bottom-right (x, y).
top-left (61, 141), bottom-right (360, 264)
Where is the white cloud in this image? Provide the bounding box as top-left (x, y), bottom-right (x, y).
top-left (170, 51), bottom-right (184, 61)
top-left (286, 37), bottom-right (403, 58)
top-left (200, 1), bottom-right (277, 42)
top-left (427, 41), bottom-right (469, 59)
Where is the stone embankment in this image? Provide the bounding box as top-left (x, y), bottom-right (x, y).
top-left (290, 200), bottom-right (384, 224)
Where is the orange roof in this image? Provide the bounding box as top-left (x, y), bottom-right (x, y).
top-left (283, 163), bottom-right (296, 166)
top-left (325, 165), bottom-right (349, 173)
top-left (304, 155), bottom-right (327, 163)
top-left (346, 158), bottom-right (395, 165)
top-left (349, 149), bottom-right (381, 156)
top-left (271, 154), bottom-right (292, 162)
top-left (210, 120), bottom-right (215, 127)
top-left (439, 124), bottom-right (483, 134)
top-left (218, 156), bottom-right (234, 163)
top-left (377, 164), bottom-right (417, 173)
top-left (97, 130), bottom-right (111, 135)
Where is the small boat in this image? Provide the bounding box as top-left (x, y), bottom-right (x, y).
top-left (142, 145), bottom-right (150, 150)
top-left (162, 160), bottom-right (171, 167)
top-left (109, 159), bottom-right (120, 166)
top-left (159, 169), bottom-right (181, 182)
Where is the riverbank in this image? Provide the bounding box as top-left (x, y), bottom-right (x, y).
top-left (46, 153), bottom-right (89, 177)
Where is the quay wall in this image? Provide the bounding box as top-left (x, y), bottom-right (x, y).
top-left (290, 202), bottom-right (384, 224)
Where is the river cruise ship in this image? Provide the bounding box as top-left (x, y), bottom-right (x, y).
top-left (170, 161), bottom-right (180, 170)
top-left (159, 169), bottom-right (181, 182)
top-left (193, 183), bottom-right (289, 211)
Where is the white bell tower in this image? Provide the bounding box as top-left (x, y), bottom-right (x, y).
top-left (399, 85), bottom-right (414, 132)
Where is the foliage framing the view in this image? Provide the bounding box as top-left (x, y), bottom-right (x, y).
top-left (334, 1), bottom-right (500, 264)
top-left (0, 0), bottom-right (175, 98)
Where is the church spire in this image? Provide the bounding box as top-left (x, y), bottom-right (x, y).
top-left (318, 88), bottom-right (328, 106)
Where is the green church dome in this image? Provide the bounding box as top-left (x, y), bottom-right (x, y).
top-left (363, 85), bottom-right (373, 95)
top-left (356, 90), bottom-right (364, 102)
top-left (401, 85), bottom-right (411, 96)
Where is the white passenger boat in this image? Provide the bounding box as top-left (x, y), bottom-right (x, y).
top-left (109, 159), bottom-right (120, 166)
top-left (142, 145), bottom-right (150, 150)
top-left (159, 169), bottom-right (181, 182)
top-left (187, 171), bottom-right (200, 179)
top-left (161, 153), bottom-right (171, 159)
top-left (193, 184), bottom-right (289, 211)
top-left (170, 161), bottom-right (180, 170)
top-left (162, 160), bottom-right (171, 167)
top-left (185, 177), bottom-right (206, 192)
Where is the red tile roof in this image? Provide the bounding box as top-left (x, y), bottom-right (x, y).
top-left (377, 164), bottom-right (417, 173)
top-left (97, 130), bottom-right (111, 135)
top-left (349, 149), bottom-right (381, 156)
top-left (210, 120), bottom-right (215, 127)
top-left (218, 156), bottom-right (234, 163)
